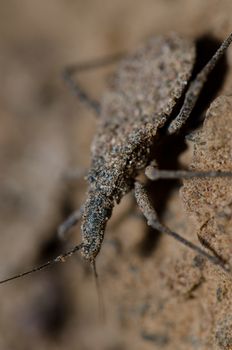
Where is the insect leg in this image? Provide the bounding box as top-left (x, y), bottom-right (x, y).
top-left (168, 32), bottom-right (232, 134)
top-left (61, 167), bottom-right (88, 182)
top-left (0, 243), bottom-right (84, 284)
top-left (63, 52), bottom-right (124, 116)
top-left (58, 206), bottom-right (84, 241)
top-left (134, 181), bottom-right (230, 274)
top-left (145, 165), bottom-right (232, 181)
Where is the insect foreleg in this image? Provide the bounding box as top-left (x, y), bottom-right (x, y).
top-left (58, 207), bottom-right (84, 240)
top-left (134, 181), bottom-right (230, 274)
top-left (61, 167), bottom-right (88, 181)
top-left (63, 52), bottom-right (124, 116)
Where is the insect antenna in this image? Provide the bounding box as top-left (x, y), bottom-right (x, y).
top-left (0, 243), bottom-right (84, 284)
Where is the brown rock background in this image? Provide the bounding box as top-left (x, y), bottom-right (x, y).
top-left (0, 1), bottom-right (231, 349)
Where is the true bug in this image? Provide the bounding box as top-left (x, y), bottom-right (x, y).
top-left (1, 32), bottom-right (232, 284)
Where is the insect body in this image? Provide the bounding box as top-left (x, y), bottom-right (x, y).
top-left (81, 33), bottom-right (195, 261)
top-left (1, 32), bottom-right (232, 283)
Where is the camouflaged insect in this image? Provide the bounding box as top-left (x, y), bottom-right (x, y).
top-left (81, 33), bottom-right (195, 260)
top-left (80, 32), bottom-right (232, 262)
top-left (1, 32), bottom-right (232, 284)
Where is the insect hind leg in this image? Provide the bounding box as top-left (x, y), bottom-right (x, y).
top-left (167, 32), bottom-right (232, 134)
top-left (62, 52), bottom-right (124, 116)
top-left (134, 181), bottom-right (230, 274)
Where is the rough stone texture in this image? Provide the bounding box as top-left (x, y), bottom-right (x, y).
top-left (181, 95), bottom-right (232, 349)
top-left (0, 1), bottom-right (232, 350)
top-left (181, 96), bottom-right (232, 266)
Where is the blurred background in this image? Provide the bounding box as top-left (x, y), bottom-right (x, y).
top-left (0, 1), bottom-right (232, 349)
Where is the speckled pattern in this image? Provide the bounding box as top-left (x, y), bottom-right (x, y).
top-left (1, 2), bottom-right (232, 349)
top-left (81, 33), bottom-right (195, 260)
top-left (180, 95), bottom-right (232, 349)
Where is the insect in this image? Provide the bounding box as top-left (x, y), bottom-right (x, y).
top-left (1, 32), bottom-right (232, 284)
